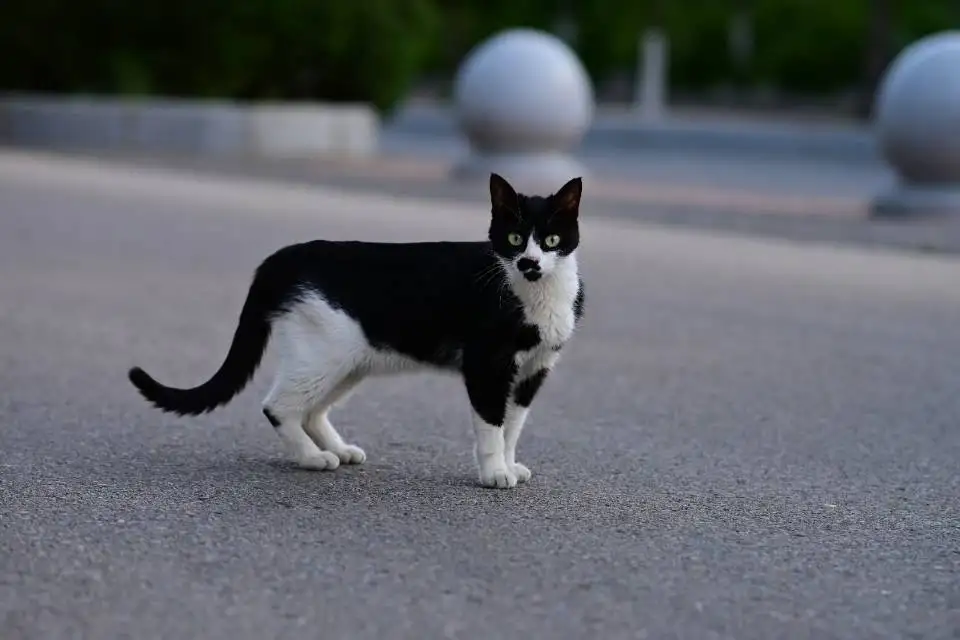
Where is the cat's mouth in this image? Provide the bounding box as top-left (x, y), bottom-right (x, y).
top-left (522, 271), bottom-right (542, 282)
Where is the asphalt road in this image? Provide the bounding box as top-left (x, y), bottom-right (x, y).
top-left (1, 151), bottom-right (958, 639)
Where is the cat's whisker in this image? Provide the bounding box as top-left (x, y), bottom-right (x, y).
top-left (474, 256), bottom-right (502, 280)
top-left (474, 262), bottom-right (503, 287)
top-left (475, 256), bottom-right (512, 291)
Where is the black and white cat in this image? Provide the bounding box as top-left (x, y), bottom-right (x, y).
top-left (128, 173), bottom-right (585, 488)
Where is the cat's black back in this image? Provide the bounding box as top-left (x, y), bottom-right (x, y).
top-left (268, 239), bottom-right (548, 368)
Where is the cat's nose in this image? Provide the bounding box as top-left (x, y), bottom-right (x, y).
top-left (517, 257), bottom-right (540, 273)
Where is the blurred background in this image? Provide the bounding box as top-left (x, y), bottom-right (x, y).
top-left (2, 3), bottom-right (960, 639)
top-left (0, 0), bottom-right (949, 120)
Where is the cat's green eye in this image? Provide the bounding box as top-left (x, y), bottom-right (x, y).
top-left (507, 232), bottom-right (524, 246)
top-left (544, 234), bottom-right (561, 248)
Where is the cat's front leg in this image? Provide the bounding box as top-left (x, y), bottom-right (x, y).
top-left (504, 351), bottom-right (557, 483)
top-left (502, 403), bottom-right (532, 483)
top-left (472, 413), bottom-right (517, 489)
top-left (463, 352), bottom-right (517, 489)
top-left (474, 400), bottom-right (536, 487)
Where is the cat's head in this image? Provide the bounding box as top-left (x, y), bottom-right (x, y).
top-left (487, 173), bottom-right (582, 283)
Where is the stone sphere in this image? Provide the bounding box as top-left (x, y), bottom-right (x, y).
top-left (453, 28), bottom-right (594, 156)
top-left (874, 31), bottom-right (960, 184)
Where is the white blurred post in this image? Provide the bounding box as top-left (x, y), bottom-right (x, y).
top-left (635, 28), bottom-right (668, 121)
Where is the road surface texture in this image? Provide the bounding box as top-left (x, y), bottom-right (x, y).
top-left (1, 151), bottom-right (958, 639)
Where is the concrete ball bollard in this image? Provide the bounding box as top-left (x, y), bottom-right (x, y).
top-left (451, 28), bottom-right (595, 193)
top-left (872, 31), bottom-right (960, 216)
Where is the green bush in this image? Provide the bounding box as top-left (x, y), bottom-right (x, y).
top-left (748, 0), bottom-right (869, 93)
top-left (0, 0), bottom-right (957, 108)
top-left (419, 0), bottom-right (959, 98)
top-left (0, 0), bottom-right (439, 114)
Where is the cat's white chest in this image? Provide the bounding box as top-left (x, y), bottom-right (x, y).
top-left (523, 293), bottom-right (576, 348)
top-left (511, 258), bottom-right (580, 350)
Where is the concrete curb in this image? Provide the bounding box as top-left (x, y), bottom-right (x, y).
top-left (387, 104), bottom-right (881, 164)
top-left (587, 119), bottom-right (879, 164)
top-left (0, 94), bottom-right (379, 158)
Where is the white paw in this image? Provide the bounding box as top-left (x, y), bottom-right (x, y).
top-left (479, 464), bottom-right (518, 489)
top-left (297, 451), bottom-right (341, 471)
top-left (510, 462), bottom-right (532, 483)
top-left (332, 444), bottom-right (366, 465)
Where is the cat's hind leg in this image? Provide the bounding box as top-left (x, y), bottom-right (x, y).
top-left (261, 291), bottom-right (369, 470)
top-left (262, 373), bottom-right (340, 471)
top-left (303, 371), bottom-right (367, 465)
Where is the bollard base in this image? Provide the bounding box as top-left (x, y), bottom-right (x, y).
top-left (871, 182), bottom-right (960, 218)
top-left (451, 151), bottom-right (589, 195)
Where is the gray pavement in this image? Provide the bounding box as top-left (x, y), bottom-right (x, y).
top-left (1, 151), bottom-right (958, 639)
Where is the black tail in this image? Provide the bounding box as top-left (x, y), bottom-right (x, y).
top-left (128, 254), bottom-right (292, 416)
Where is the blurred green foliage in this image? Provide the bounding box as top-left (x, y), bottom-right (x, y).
top-left (0, 0), bottom-right (956, 112)
top-left (0, 0), bottom-right (439, 112)
top-left (427, 0), bottom-right (958, 94)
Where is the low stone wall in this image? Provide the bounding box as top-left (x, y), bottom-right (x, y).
top-left (0, 94), bottom-right (378, 158)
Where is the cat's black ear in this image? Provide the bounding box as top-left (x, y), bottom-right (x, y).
top-left (489, 173), bottom-right (519, 213)
top-left (552, 177), bottom-right (583, 217)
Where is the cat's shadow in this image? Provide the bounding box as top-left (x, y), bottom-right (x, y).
top-left (114, 447), bottom-right (511, 495)
top-left (264, 457), bottom-right (505, 491)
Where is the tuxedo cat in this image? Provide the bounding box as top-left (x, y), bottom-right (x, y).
top-left (128, 173), bottom-right (585, 488)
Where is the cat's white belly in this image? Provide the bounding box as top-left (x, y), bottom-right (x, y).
top-left (273, 293), bottom-right (450, 380)
top-left (363, 349), bottom-right (436, 376)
